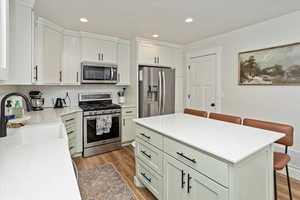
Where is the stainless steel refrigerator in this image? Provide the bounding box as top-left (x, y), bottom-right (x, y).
top-left (139, 65), bottom-right (175, 118)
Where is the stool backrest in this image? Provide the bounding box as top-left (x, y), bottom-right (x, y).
top-left (243, 118), bottom-right (293, 146)
top-left (184, 108), bottom-right (208, 118)
top-left (209, 113), bottom-right (242, 125)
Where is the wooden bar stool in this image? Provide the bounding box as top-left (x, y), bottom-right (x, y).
top-left (209, 112), bottom-right (242, 124)
top-left (184, 108), bottom-right (208, 118)
top-left (243, 118), bottom-right (294, 200)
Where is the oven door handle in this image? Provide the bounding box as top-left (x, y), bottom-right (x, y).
top-left (84, 113), bottom-right (120, 119)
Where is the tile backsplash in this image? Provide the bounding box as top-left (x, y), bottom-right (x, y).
top-left (16, 85), bottom-right (125, 108)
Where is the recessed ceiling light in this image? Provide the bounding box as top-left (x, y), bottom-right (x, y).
top-left (152, 34), bottom-right (159, 38)
top-left (185, 18), bottom-right (194, 23)
top-left (80, 18), bottom-right (88, 23)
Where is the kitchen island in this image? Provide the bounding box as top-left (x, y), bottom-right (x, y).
top-left (133, 113), bottom-right (284, 200)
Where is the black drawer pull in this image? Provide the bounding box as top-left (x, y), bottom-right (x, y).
top-left (65, 118), bottom-right (75, 122)
top-left (140, 133), bottom-right (151, 139)
top-left (141, 172), bottom-right (151, 183)
top-left (176, 152), bottom-right (196, 163)
top-left (141, 150), bottom-right (152, 159)
top-left (67, 131), bottom-right (74, 135)
top-left (181, 170), bottom-right (186, 189)
top-left (126, 111), bottom-right (133, 114)
top-left (187, 174), bottom-right (192, 193)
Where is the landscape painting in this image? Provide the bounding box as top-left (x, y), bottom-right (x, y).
top-left (239, 43), bottom-right (300, 85)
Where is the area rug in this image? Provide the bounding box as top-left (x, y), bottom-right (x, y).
top-left (78, 163), bottom-right (137, 200)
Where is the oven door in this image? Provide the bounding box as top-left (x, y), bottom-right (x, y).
top-left (81, 63), bottom-right (118, 84)
top-left (84, 113), bottom-right (121, 148)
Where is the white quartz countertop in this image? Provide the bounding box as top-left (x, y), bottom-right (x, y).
top-left (133, 113), bottom-right (284, 164)
top-left (1, 112), bottom-right (82, 200)
top-left (23, 107), bottom-right (82, 125)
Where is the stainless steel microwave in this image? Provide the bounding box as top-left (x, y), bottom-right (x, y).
top-left (81, 62), bottom-right (118, 84)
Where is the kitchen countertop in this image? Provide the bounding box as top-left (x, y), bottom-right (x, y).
top-left (133, 113), bottom-right (284, 164)
top-left (23, 107), bottom-right (82, 125)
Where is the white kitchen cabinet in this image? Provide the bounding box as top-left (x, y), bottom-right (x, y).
top-left (138, 42), bottom-right (159, 65)
top-left (137, 42), bottom-right (179, 67)
top-left (117, 41), bottom-right (130, 85)
top-left (81, 33), bottom-right (117, 63)
top-left (35, 17), bottom-right (63, 84)
top-left (0, 0), bottom-right (9, 80)
top-left (62, 30), bottom-right (81, 85)
top-left (7, 0), bottom-right (34, 84)
top-left (121, 106), bottom-right (136, 144)
top-left (164, 154), bottom-right (228, 200)
top-left (61, 111), bottom-right (83, 157)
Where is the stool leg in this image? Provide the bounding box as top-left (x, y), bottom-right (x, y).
top-left (286, 166), bottom-right (293, 200)
top-left (274, 170), bottom-right (277, 200)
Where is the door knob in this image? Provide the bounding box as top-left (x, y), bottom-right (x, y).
top-left (210, 103), bottom-right (216, 107)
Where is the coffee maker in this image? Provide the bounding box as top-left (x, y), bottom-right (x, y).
top-left (29, 91), bottom-right (44, 111)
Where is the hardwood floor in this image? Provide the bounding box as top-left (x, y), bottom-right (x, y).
top-left (73, 146), bottom-right (300, 200)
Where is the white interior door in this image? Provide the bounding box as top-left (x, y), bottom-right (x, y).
top-left (187, 54), bottom-right (217, 112)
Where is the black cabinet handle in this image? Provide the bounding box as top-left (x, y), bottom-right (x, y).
top-left (181, 170), bottom-right (186, 189)
top-left (65, 118), bottom-right (75, 122)
top-left (126, 111), bottom-right (133, 114)
top-left (67, 131), bottom-right (74, 135)
top-left (140, 133), bottom-right (151, 139)
top-left (141, 173), bottom-right (151, 183)
top-left (176, 152), bottom-right (196, 163)
top-left (76, 72), bottom-right (79, 83)
top-left (211, 103), bottom-right (216, 107)
top-left (35, 65), bottom-right (38, 81)
top-left (187, 174), bottom-right (192, 193)
top-left (141, 150), bottom-right (151, 159)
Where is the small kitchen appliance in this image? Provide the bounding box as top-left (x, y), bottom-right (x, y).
top-left (79, 93), bottom-right (121, 157)
top-left (54, 98), bottom-right (66, 109)
top-left (29, 91), bottom-right (44, 111)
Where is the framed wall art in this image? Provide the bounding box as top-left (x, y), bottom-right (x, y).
top-left (239, 42), bottom-right (300, 85)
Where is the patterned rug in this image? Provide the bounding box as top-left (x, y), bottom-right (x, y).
top-left (78, 163), bottom-right (137, 200)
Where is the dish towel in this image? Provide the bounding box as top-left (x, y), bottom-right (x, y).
top-left (96, 115), bottom-right (112, 135)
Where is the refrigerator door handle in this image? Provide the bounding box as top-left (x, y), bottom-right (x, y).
top-left (162, 71), bottom-right (166, 114)
top-left (158, 70), bottom-right (162, 114)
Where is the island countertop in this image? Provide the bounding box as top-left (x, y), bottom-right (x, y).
top-left (133, 113), bottom-right (284, 164)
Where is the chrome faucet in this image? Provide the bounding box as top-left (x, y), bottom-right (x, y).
top-left (0, 93), bottom-right (32, 137)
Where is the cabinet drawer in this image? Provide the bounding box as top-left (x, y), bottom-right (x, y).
top-left (164, 137), bottom-right (229, 187)
top-left (136, 125), bottom-right (163, 150)
top-left (136, 158), bottom-right (163, 200)
top-left (121, 107), bottom-right (136, 117)
top-left (136, 138), bottom-right (163, 175)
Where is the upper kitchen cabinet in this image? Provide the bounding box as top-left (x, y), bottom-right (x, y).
top-left (62, 30), bottom-right (81, 85)
top-left (0, 0), bottom-right (9, 80)
top-left (137, 40), bottom-right (182, 68)
top-left (7, 0), bottom-right (34, 84)
top-left (35, 17), bottom-right (64, 84)
top-left (81, 32), bottom-right (117, 64)
top-left (117, 40), bottom-right (130, 85)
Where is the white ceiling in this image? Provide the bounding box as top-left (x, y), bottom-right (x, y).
top-left (34, 0), bottom-right (300, 44)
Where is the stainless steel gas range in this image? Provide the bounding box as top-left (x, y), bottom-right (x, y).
top-left (79, 93), bottom-right (121, 157)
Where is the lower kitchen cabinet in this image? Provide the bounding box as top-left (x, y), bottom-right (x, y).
top-left (164, 154), bottom-right (228, 200)
top-left (61, 111), bottom-right (83, 157)
top-left (121, 106), bottom-right (136, 144)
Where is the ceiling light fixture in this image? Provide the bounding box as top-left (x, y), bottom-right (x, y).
top-left (185, 18), bottom-right (194, 23)
top-left (80, 18), bottom-right (88, 23)
top-left (152, 34), bottom-right (159, 38)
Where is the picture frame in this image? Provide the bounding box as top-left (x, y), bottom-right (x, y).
top-left (238, 42), bottom-right (300, 85)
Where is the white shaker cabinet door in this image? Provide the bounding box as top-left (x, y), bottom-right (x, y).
top-left (164, 155), bottom-right (188, 200)
top-left (121, 117), bottom-right (135, 143)
top-left (62, 34), bottom-right (81, 84)
top-left (98, 39), bottom-right (117, 63)
top-left (157, 45), bottom-right (172, 67)
top-left (186, 166), bottom-right (229, 200)
top-left (36, 19), bottom-right (63, 84)
top-left (81, 37), bottom-right (99, 62)
top-left (117, 43), bottom-right (130, 85)
top-left (138, 43), bottom-right (158, 65)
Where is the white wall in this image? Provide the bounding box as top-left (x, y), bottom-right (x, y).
top-left (0, 86), bottom-right (17, 98)
top-left (186, 11), bottom-right (300, 180)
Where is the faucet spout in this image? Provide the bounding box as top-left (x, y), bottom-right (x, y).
top-left (0, 93), bottom-right (32, 137)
